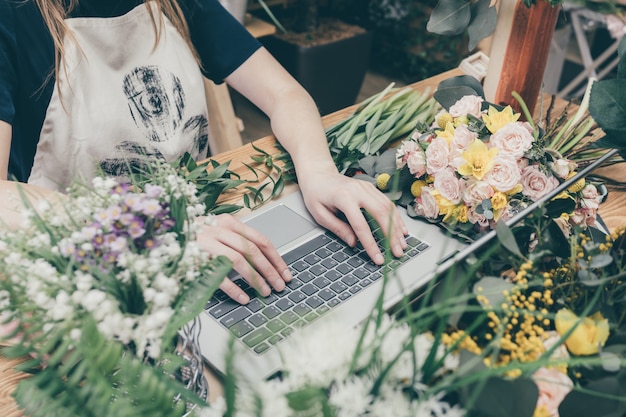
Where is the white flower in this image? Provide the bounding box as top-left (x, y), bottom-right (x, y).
top-left (425, 137), bottom-right (451, 175)
top-left (550, 159), bottom-right (576, 180)
top-left (521, 165), bottom-right (559, 201)
top-left (433, 169), bottom-right (463, 204)
top-left (484, 155), bottom-right (522, 193)
top-left (489, 122), bottom-right (534, 159)
top-left (416, 187), bottom-right (440, 219)
top-left (533, 367), bottom-right (573, 417)
top-left (329, 376), bottom-right (373, 417)
top-left (448, 95), bottom-right (484, 118)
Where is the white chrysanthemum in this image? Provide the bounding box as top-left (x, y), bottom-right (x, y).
top-left (195, 397), bottom-right (227, 417)
top-left (280, 320), bottom-right (359, 387)
top-left (368, 385), bottom-right (414, 417)
top-left (329, 376), bottom-right (373, 417)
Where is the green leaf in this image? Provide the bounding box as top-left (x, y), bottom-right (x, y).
top-left (464, 377), bottom-right (538, 417)
top-left (427, 0), bottom-right (472, 36)
top-left (559, 377), bottom-right (626, 417)
top-left (617, 35), bottom-right (626, 79)
top-left (467, 0), bottom-right (497, 51)
top-left (435, 85), bottom-right (483, 110)
top-left (589, 80), bottom-right (626, 132)
top-left (496, 221), bottom-right (523, 258)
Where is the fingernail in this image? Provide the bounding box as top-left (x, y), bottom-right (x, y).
top-left (282, 269), bottom-right (293, 281)
top-left (238, 293), bottom-right (249, 304)
top-left (395, 244), bottom-right (405, 254)
top-left (374, 253), bottom-right (384, 265)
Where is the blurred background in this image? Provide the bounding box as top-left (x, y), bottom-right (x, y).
top-left (218, 0), bottom-right (622, 143)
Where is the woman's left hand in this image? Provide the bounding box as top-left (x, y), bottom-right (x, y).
top-left (297, 170), bottom-right (408, 266)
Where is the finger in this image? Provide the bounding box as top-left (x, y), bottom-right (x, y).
top-left (341, 207), bottom-right (385, 265)
top-left (219, 277), bottom-right (250, 305)
top-left (214, 216), bottom-right (291, 289)
top-left (310, 205), bottom-right (358, 247)
top-left (208, 242), bottom-right (272, 296)
top-left (369, 200), bottom-right (408, 258)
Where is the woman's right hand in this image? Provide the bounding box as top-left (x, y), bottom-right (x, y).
top-left (197, 214), bottom-right (292, 304)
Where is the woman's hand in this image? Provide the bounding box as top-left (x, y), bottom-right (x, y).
top-left (197, 214), bottom-right (292, 304)
top-left (298, 170), bottom-right (408, 266)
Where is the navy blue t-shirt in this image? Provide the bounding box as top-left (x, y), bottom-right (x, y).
top-left (0, 0), bottom-right (261, 182)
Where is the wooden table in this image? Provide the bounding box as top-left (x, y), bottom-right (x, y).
top-left (1, 69), bottom-right (624, 416)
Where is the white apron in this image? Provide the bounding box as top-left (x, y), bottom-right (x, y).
top-left (29, 2), bottom-right (209, 191)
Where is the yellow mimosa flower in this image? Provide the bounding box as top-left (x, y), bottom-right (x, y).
top-left (555, 309), bottom-right (610, 356)
top-left (376, 173), bottom-right (391, 190)
top-left (457, 139), bottom-right (499, 180)
top-left (436, 120), bottom-right (456, 144)
top-left (410, 180), bottom-right (427, 197)
top-left (482, 105), bottom-right (520, 133)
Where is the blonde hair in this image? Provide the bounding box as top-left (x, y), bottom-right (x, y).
top-left (35, 0), bottom-right (198, 81)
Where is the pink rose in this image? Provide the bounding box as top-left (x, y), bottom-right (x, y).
top-left (484, 155), bottom-right (522, 193)
top-left (521, 165), bottom-right (559, 201)
top-left (489, 122), bottom-right (534, 159)
top-left (416, 187), bottom-right (439, 219)
top-left (449, 124), bottom-right (478, 160)
top-left (581, 184), bottom-right (599, 201)
top-left (467, 206), bottom-right (490, 228)
top-left (571, 206), bottom-right (597, 228)
top-left (425, 137), bottom-right (450, 175)
top-left (433, 169), bottom-right (463, 204)
top-left (396, 140), bottom-right (420, 169)
top-left (407, 150), bottom-right (427, 178)
top-left (550, 159), bottom-right (576, 180)
top-left (463, 180), bottom-right (494, 206)
top-left (449, 95), bottom-right (484, 118)
top-left (533, 367), bottom-right (573, 417)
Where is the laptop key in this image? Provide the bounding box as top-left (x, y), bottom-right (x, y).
top-left (310, 264), bottom-right (327, 276)
top-left (282, 234), bottom-right (331, 264)
top-left (262, 306), bottom-right (281, 319)
top-left (328, 298), bottom-right (341, 307)
top-left (230, 321), bottom-right (254, 338)
top-left (341, 275), bottom-right (359, 287)
top-left (317, 305), bottom-right (330, 315)
top-left (261, 293), bottom-right (279, 305)
top-left (304, 254), bottom-right (322, 265)
top-left (349, 286), bottom-right (362, 294)
top-left (348, 257), bottom-right (365, 268)
top-left (363, 262), bottom-right (379, 272)
top-left (246, 299), bottom-right (264, 313)
top-left (293, 320), bottom-right (307, 328)
top-left (407, 236), bottom-right (421, 247)
top-left (292, 260), bottom-right (309, 272)
top-left (280, 311), bottom-right (299, 325)
top-left (209, 300), bottom-right (240, 319)
top-left (248, 314), bottom-right (267, 327)
top-left (417, 243), bottom-right (430, 251)
top-left (353, 268), bottom-right (369, 279)
top-left (338, 292), bottom-right (351, 300)
top-left (293, 304), bottom-right (312, 317)
top-left (243, 327), bottom-right (272, 347)
top-left (205, 298), bottom-right (219, 310)
top-left (318, 289), bottom-right (335, 301)
top-left (326, 241), bottom-right (343, 252)
top-left (305, 296), bottom-right (324, 309)
top-left (315, 247), bottom-right (332, 258)
top-left (298, 271), bottom-right (316, 283)
top-left (312, 277), bottom-right (331, 289)
top-left (330, 281), bottom-right (348, 293)
top-left (268, 335), bottom-right (283, 345)
top-left (281, 327), bottom-right (295, 337)
top-left (288, 291), bottom-right (306, 303)
top-left (254, 343), bottom-right (270, 354)
top-left (360, 278), bottom-right (372, 287)
top-left (332, 252), bottom-right (349, 262)
top-left (321, 258), bottom-right (339, 269)
top-left (286, 278), bottom-right (303, 290)
top-left (324, 270), bottom-right (342, 281)
top-left (301, 284), bottom-right (318, 296)
top-left (276, 298), bottom-right (295, 311)
top-left (336, 264), bottom-right (353, 274)
top-left (305, 312), bottom-right (319, 323)
top-left (267, 320), bottom-right (286, 333)
top-left (220, 307), bottom-right (251, 328)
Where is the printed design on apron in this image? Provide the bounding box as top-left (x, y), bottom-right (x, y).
top-left (99, 65), bottom-right (209, 177)
top-left (29, 2), bottom-right (210, 191)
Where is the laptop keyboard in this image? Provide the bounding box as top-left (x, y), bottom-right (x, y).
top-left (204, 227), bottom-right (430, 355)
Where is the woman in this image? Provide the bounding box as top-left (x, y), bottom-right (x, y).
top-left (0, 0), bottom-right (407, 303)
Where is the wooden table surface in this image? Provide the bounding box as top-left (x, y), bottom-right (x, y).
top-left (1, 69), bottom-right (624, 416)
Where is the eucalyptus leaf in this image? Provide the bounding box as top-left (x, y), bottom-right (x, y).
top-left (427, 0), bottom-right (472, 36)
top-left (496, 221), bottom-right (523, 258)
top-left (600, 352), bottom-right (622, 373)
top-left (617, 35), bottom-right (626, 79)
top-left (589, 253), bottom-right (614, 269)
top-left (467, 0), bottom-right (497, 51)
top-left (559, 377), bottom-right (625, 417)
top-left (589, 80), bottom-right (626, 132)
top-left (463, 376), bottom-right (538, 417)
top-left (473, 276), bottom-right (515, 308)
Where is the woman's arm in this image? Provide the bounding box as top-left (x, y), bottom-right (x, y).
top-left (0, 120), bottom-right (10, 181)
top-left (225, 48), bottom-right (408, 264)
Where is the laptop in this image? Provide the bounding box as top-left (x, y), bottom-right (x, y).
top-left (195, 148), bottom-right (618, 381)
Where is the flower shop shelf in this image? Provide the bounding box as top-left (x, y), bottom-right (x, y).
top-left (1, 68), bottom-right (625, 416)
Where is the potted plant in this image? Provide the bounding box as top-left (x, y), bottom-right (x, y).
top-left (254, 0), bottom-right (373, 115)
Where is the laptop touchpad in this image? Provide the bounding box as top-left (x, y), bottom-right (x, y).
top-left (244, 204), bottom-right (317, 249)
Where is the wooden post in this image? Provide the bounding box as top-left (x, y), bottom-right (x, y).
top-left (483, 0), bottom-right (561, 115)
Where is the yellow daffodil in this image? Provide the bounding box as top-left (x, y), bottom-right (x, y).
top-left (436, 121), bottom-right (455, 144)
top-left (436, 112), bottom-right (453, 129)
top-left (482, 105), bottom-right (520, 133)
top-left (457, 139), bottom-right (499, 180)
top-left (566, 172), bottom-right (586, 193)
top-left (491, 191), bottom-right (508, 211)
top-left (555, 309), bottom-right (610, 356)
top-left (376, 173), bottom-right (391, 190)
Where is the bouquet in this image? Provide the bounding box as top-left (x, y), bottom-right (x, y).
top-left (0, 160), bottom-right (232, 417)
top-left (354, 77), bottom-right (616, 242)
